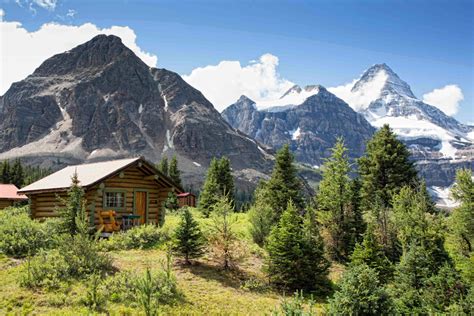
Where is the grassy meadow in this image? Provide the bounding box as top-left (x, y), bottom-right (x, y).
top-left (0, 208), bottom-right (336, 315)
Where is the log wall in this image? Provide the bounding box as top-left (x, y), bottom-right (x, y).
top-left (28, 164), bottom-right (174, 228)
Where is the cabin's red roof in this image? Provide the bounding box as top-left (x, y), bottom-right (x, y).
top-left (0, 184), bottom-right (28, 200)
top-left (177, 192), bottom-right (195, 197)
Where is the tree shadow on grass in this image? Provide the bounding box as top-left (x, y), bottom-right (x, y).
top-left (176, 260), bottom-right (253, 289)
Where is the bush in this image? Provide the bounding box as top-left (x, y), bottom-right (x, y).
top-left (20, 249), bottom-right (68, 289)
top-left (104, 250), bottom-right (181, 313)
top-left (0, 206), bottom-right (53, 258)
top-left (82, 273), bottom-right (107, 312)
top-left (100, 225), bottom-right (163, 251)
top-left (272, 291), bottom-right (316, 316)
top-left (328, 264), bottom-right (392, 315)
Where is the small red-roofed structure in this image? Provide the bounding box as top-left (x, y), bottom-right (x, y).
top-left (177, 192), bottom-right (196, 208)
top-left (0, 184), bottom-right (28, 210)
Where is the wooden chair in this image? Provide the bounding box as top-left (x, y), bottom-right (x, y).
top-left (98, 210), bottom-right (121, 233)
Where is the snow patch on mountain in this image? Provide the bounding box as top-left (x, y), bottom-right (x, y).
top-left (256, 85), bottom-right (320, 111)
top-left (291, 127), bottom-right (302, 140)
top-left (429, 186), bottom-right (459, 208)
top-left (329, 71), bottom-right (388, 111)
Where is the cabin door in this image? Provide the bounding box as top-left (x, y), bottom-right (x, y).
top-left (135, 191), bottom-right (148, 224)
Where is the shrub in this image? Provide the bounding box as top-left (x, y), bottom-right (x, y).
top-left (328, 264), bottom-right (392, 315)
top-left (101, 225), bottom-right (163, 251)
top-left (20, 249), bottom-right (68, 289)
top-left (58, 233), bottom-right (113, 278)
top-left (272, 291), bottom-right (316, 316)
top-left (0, 206), bottom-right (52, 258)
top-left (83, 273), bottom-right (107, 312)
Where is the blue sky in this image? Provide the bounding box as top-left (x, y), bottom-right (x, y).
top-left (1, 0), bottom-right (473, 122)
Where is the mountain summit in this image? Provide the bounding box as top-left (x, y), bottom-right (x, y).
top-left (0, 35), bottom-right (273, 187)
top-left (222, 86), bottom-right (375, 167)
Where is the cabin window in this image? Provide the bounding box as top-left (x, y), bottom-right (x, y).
top-left (104, 191), bottom-right (125, 209)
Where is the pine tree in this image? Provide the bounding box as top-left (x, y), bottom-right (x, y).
top-left (198, 158), bottom-right (220, 216)
top-left (350, 223), bottom-right (393, 280)
top-left (348, 177), bottom-right (365, 246)
top-left (217, 157), bottom-right (235, 205)
top-left (164, 191), bottom-right (179, 213)
top-left (328, 264), bottom-right (393, 315)
top-left (198, 157), bottom-right (236, 216)
top-left (447, 168), bottom-right (474, 282)
top-left (266, 201), bottom-right (330, 292)
top-left (11, 159), bottom-right (24, 188)
top-left (174, 208), bottom-right (205, 264)
top-left (157, 156), bottom-right (169, 176)
top-left (263, 144), bottom-right (304, 222)
top-left (0, 160), bottom-right (11, 184)
top-left (358, 124), bottom-right (418, 209)
top-left (168, 156), bottom-right (182, 187)
top-left (248, 182), bottom-right (274, 246)
top-left (208, 195), bottom-right (240, 269)
top-left (316, 138), bottom-right (355, 262)
top-left (58, 172), bottom-right (87, 236)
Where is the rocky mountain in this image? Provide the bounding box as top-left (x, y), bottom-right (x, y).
top-left (342, 64), bottom-right (473, 194)
top-left (0, 35), bottom-right (273, 188)
top-left (222, 86), bottom-right (375, 167)
top-left (222, 63), bottom-right (473, 204)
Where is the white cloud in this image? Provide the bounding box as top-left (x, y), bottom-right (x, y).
top-left (183, 54), bottom-right (294, 112)
top-left (66, 9), bottom-right (76, 18)
top-left (15, 0), bottom-right (57, 11)
top-left (0, 9), bottom-right (4, 21)
top-left (0, 20), bottom-right (158, 95)
top-left (422, 84), bottom-right (464, 116)
top-left (328, 70), bottom-right (388, 111)
top-left (32, 0), bottom-right (57, 11)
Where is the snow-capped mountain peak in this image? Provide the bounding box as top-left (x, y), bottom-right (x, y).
top-left (352, 63), bottom-right (416, 100)
top-left (255, 84), bottom-right (322, 111)
top-left (333, 63), bottom-right (474, 161)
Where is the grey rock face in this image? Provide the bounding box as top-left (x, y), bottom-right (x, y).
top-left (222, 86), bottom-right (375, 166)
top-left (0, 35), bottom-right (273, 188)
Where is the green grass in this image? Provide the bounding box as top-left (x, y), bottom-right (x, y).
top-left (0, 210), bottom-right (332, 315)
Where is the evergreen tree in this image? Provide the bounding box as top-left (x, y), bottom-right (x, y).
top-left (390, 243), bottom-right (466, 314)
top-left (358, 124), bottom-right (418, 209)
top-left (263, 144), bottom-right (304, 222)
top-left (58, 172), bottom-right (87, 236)
top-left (328, 264), bottom-right (393, 315)
top-left (164, 191), bottom-right (179, 213)
top-left (316, 138), bottom-right (356, 262)
top-left (447, 169), bottom-right (474, 282)
top-left (198, 158), bottom-right (221, 216)
top-left (349, 177), bottom-right (365, 246)
top-left (216, 157), bottom-right (235, 204)
top-left (0, 160), bottom-right (11, 184)
top-left (350, 223), bottom-right (393, 280)
top-left (248, 182), bottom-right (274, 246)
top-left (198, 157), bottom-right (235, 216)
top-left (11, 159), bottom-right (24, 188)
top-left (157, 156), bottom-right (169, 176)
top-left (208, 195), bottom-right (240, 269)
top-left (266, 201), bottom-right (330, 292)
top-left (174, 208), bottom-right (205, 264)
top-left (168, 155), bottom-right (182, 187)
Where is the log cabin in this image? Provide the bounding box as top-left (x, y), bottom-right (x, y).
top-left (0, 184), bottom-right (28, 210)
top-left (18, 157), bottom-right (183, 229)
